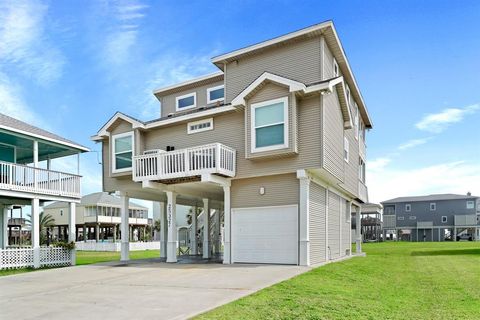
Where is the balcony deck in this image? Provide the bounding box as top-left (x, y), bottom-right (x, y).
top-left (0, 161), bottom-right (81, 199)
top-left (133, 143), bottom-right (236, 183)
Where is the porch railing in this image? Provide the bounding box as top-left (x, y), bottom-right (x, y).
top-left (0, 161), bottom-right (81, 198)
top-left (0, 247), bottom-right (72, 270)
top-left (133, 143), bottom-right (236, 182)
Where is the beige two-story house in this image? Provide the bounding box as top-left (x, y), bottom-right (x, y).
top-left (92, 21), bottom-right (372, 266)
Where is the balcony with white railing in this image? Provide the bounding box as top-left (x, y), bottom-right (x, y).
top-left (0, 161), bottom-right (81, 199)
top-left (358, 181), bottom-right (368, 203)
top-left (133, 143), bottom-right (236, 182)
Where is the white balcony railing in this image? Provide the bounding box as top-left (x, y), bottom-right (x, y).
top-left (0, 161), bottom-right (81, 198)
top-left (133, 143), bottom-right (236, 182)
top-left (358, 181), bottom-right (368, 203)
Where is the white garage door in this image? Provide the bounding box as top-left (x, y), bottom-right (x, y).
top-left (232, 205), bottom-right (298, 265)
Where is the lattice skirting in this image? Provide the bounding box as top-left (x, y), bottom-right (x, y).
top-left (0, 247), bottom-right (72, 270)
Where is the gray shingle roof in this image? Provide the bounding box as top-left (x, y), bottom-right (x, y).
top-left (0, 112), bottom-right (89, 151)
top-left (44, 192), bottom-right (148, 210)
top-left (382, 193), bottom-right (478, 204)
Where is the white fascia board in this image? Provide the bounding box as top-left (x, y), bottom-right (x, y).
top-left (95, 112), bottom-right (144, 139)
top-left (144, 105), bottom-right (236, 129)
top-left (231, 72), bottom-right (306, 106)
top-left (152, 71), bottom-right (224, 95)
top-left (0, 125), bottom-right (90, 152)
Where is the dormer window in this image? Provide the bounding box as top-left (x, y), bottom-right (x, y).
top-left (176, 92), bottom-right (196, 111)
top-left (207, 85), bottom-right (224, 104)
top-left (112, 131), bottom-right (134, 173)
top-left (251, 97), bottom-right (288, 153)
top-left (333, 58), bottom-right (339, 77)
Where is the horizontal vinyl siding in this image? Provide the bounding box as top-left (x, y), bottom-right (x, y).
top-left (328, 191), bottom-right (341, 259)
top-left (160, 80), bottom-right (224, 117)
top-left (246, 83), bottom-right (297, 158)
top-left (309, 181), bottom-right (327, 264)
top-left (342, 125), bottom-right (359, 196)
top-left (323, 41), bottom-right (335, 79)
top-left (323, 89), bottom-right (344, 181)
top-left (225, 36), bottom-right (321, 103)
top-left (231, 173), bottom-right (298, 208)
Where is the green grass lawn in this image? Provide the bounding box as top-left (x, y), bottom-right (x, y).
top-left (0, 249), bottom-right (159, 277)
top-left (196, 242), bottom-right (480, 319)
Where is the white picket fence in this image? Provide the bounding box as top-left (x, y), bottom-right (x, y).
top-left (75, 241), bottom-right (160, 252)
top-left (0, 247), bottom-right (72, 270)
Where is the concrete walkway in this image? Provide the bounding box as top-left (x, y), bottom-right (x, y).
top-left (0, 260), bottom-right (309, 320)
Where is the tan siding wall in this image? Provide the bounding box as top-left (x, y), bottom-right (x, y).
top-left (160, 80), bottom-right (224, 117)
top-left (110, 120), bottom-right (133, 136)
top-left (342, 125), bottom-right (359, 195)
top-left (225, 37), bottom-right (321, 102)
top-left (309, 181), bottom-right (327, 264)
top-left (323, 41), bottom-right (335, 79)
top-left (231, 173), bottom-right (298, 208)
top-left (322, 89), bottom-right (344, 181)
top-left (327, 191), bottom-right (341, 259)
top-left (245, 83), bottom-right (297, 158)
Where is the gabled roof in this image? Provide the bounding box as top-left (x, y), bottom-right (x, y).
top-left (231, 72), bottom-right (352, 128)
top-left (44, 192), bottom-right (148, 210)
top-left (211, 20), bottom-right (372, 128)
top-left (93, 112), bottom-right (145, 140)
top-left (382, 194), bottom-right (478, 204)
top-left (0, 112), bottom-right (89, 152)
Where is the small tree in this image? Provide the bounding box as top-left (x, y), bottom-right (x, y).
top-left (26, 212), bottom-right (56, 245)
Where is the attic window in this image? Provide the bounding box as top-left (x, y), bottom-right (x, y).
top-left (343, 137), bottom-right (349, 163)
top-left (176, 92), bottom-right (196, 111)
top-left (187, 118), bottom-right (213, 134)
top-left (207, 85), bottom-right (224, 104)
top-left (333, 58), bottom-right (339, 77)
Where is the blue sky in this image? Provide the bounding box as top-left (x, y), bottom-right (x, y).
top-left (0, 0), bottom-right (479, 206)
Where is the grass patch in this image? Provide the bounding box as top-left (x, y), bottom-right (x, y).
top-left (196, 242), bottom-right (480, 319)
top-left (0, 249), bottom-right (160, 277)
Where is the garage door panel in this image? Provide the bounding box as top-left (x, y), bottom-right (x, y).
top-left (232, 205), bottom-right (298, 265)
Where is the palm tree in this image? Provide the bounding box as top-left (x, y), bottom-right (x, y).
top-left (26, 212), bottom-right (56, 245)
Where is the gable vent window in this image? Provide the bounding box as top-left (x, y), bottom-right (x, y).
top-left (187, 118), bottom-right (213, 134)
top-left (430, 203), bottom-right (436, 211)
top-left (442, 216), bottom-right (447, 223)
top-left (405, 204), bottom-right (411, 212)
top-left (398, 216), bottom-right (404, 221)
top-left (409, 216), bottom-right (416, 220)
top-left (176, 92), bottom-right (196, 111)
top-left (333, 58), bottom-right (339, 77)
top-left (207, 85), bottom-right (224, 104)
top-left (343, 137), bottom-right (349, 163)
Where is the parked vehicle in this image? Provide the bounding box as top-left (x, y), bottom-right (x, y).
top-left (456, 234), bottom-right (473, 241)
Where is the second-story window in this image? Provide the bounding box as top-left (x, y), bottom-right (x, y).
top-left (176, 92), bottom-right (196, 111)
top-left (358, 157), bottom-right (366, 182)
top-left (251, 97), bottom-right (288, 153)
top-left (207, 85), bottom-right (224, 104)
top-left (430, 203), bottom-right (436, 211)
top-left (442, 216), bottom-right (447, 223)
top-left (112, 131), bottom-right (134, 173)
top-left (405, 204), bottom-right (411, 212)
top-left (467, 200), bottom-right (474, 209)
top-left (343, 137), bottom-right (349, 163)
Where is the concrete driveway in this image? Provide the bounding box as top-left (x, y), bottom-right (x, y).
top-left (0, 259), bottom-right (309, 320)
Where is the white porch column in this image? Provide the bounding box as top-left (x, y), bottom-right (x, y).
top-left (298, 174), bottom-right (310, 266)
top-left (68, 202), bottom-right (76, 266)
top-left (159, 202), bottom-right (167, 258)
top-left (191, 206), bottom-right (198, 255)
top-left (166, 191), bottom-right (177, 263)
top-left (202, 198), bottom-right (211, 259)
top-left (214, 206), bottom-right (221, 254)
top-left (223, 186), bottom-right (231, 264)
top-left (31, 198), bottom-right (40, 268)
top-left (355, 206), bottom-right (362, 253)
top-left (120, 192), bottom-right (130, 262)
top-left (1, 205), bottom-right (7, 249)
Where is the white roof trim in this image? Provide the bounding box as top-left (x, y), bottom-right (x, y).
top-left (152, 71), bottom-right (224, 95)
top-left (231, 72), bottom-right (306, 106)
top-left (0, 124), bottom-right (89, 152)
top-left (94, 112), bottom-right (144, 140)
top-left (212, 21), bottom-right (332, 64)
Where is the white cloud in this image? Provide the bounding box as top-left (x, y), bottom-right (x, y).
top-left (0, 0), bottom-right (65, 83)
top-left (415, 104), bottom-right (479, 133)
top-left (368, 161), bottom-right (480, 203)
top-left (397, 137), bottom-right (431, 150)
top-left (368, 157), bottom-right (392, 171)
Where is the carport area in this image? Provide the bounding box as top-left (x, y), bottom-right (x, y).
top-left (0, 259), bottom-right (308, 320)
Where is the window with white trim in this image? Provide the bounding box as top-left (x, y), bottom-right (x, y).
top-left (251, 97), bottom-right (288, 153)
top-left (359, 157), bottom-right (366, 183)
top-left (333, 58), bottom-right (339, 77)
top-left (467, 200), bottom-right (475, 209)
top-left (430, 203), bottom-right (436, 211)
top-left (112, 131), bottom-right (134, 173)
top-left (397, 216), bottom-right (404, 221)
top-left (187, 118), bottom-right (213, 134)
top-left (405, 204), bottom-right (411, 212)
top-left (207, 85), bottom-right (224, 104)
top-left (409, 216), bottom-right (416, 220)
top-left (354, 103), bottom-right (359, 140)
top-left (176, 92), bottom-right (196, 111)
top-left (441, 216), bottom-right (447, 223)
top-left (344, 137), bottom-right (349, 163)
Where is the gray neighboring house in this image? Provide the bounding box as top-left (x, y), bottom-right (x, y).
top-left (382, 193), bottom-right (480, 241)
top-left (91, 20), bottom-right (373, 266)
